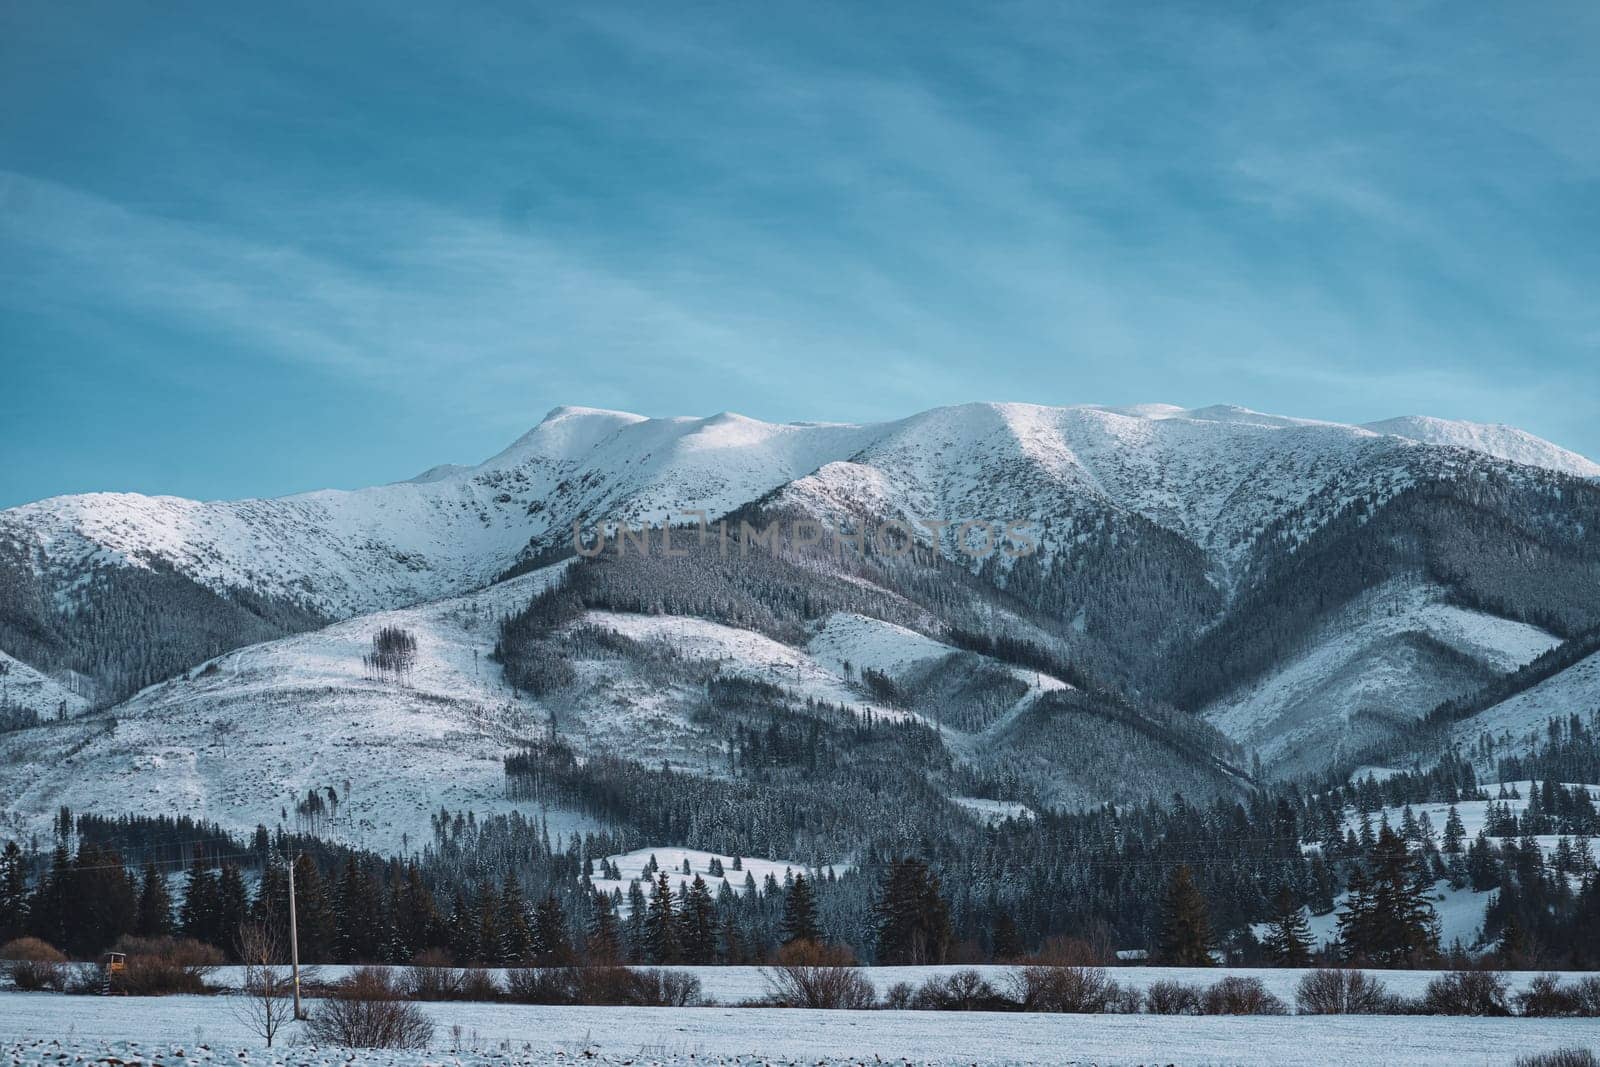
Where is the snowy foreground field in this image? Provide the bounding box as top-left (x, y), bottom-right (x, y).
top-left (6, 970), bottom-right (1600, 1067)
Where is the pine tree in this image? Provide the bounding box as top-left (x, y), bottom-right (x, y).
top-left (497, 872), bottom-right (533, 965)
top-left (27, 844), bottom-right (71, 950)
top-left (1157, 864), bottom-right (1214, 965)
top-left (1340, 825), bottom-right (1439, 965)
top-left (180, 850), bottom-right (220, 946)
top-left (645, 871), bottom-right (680, 963)
top-left (217, 864), bottom-right (249, 956)
top-left (1261, 886), bottom-right (1312, 966)
top-left (1443, 805), bottom-right (1466, 855)
top-left (874, 858), bottom-right (951, 964)
top-left (135, 861), bottom-right (173, 937)
top-left (586, 890), bottom-right (622, 963)
top-left (678, 875), bottom-right (719, 964)
top-left (532, 894), bottom-right (571, 965)
top-left (291, 854), bottom-right (336, 962)
top-left (779, 872), bottom-right (822, 946)
top-left (990, 911), bottom-right (1023, 961)
top-left (0, 841), bottom-right (27, 943)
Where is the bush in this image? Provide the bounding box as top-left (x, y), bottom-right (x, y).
top-left (761, 941), bottom-right (875, 1009)
top-left (630, 969), bottom-right (703, 1007)
top-left (405, 949), bottom-right (463, 1000)
top-left (1144, 979), bottom-right (1202, 1015)
top-left (910, 970), bottom-right (1013, 1011)
top-left (1515, 1051), bottom-right (1598, 1067)
top-left (458, 967), bottom-right (499, 1002)
top-left (1011, 965), bottom-right (1126, 1013)
top-left (2, 938), bottom-right (67, 991)
top-left (505, 966), bottom-right (575, 1004)
top-left (1518, 974), bottom-right (1584, 1018)
top-left (1200, 976), bottom-right (1287, 1015)
top-left (882, 981), bottom-right (914, 1010)
top-left (306, 967), bottom-right (434, 1049)
top-left (1295, 969), bottom-right (1390, 1015)
top-left (1571, 977), bottom-right (1600, 1017)
top-left (110, 936), bottom-right (223, 995)
top-left (1421, 970), bottom-right (1511, 1016)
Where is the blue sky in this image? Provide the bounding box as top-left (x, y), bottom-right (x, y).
top-left (2, 1), bottom-right (1597, 507)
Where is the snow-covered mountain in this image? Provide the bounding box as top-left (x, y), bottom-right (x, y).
top-left (3, 399), bottom-right (1598, 843)
top-left (5, 402), bottom-right (1591, 626)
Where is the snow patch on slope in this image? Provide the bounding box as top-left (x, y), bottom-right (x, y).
top-left (0, 563), bottom-right (586, 855)
top-left (1365, 416), bottom-right (1600, 479)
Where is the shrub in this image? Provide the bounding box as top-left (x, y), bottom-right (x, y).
top-left (882, 981), bottom-right (914, 1010)
top-left (1200, 976), bottom-right (1287, 1015)
top-left (306, 967), bottom-right (434, 1049)
top-left (1295, 969), bottom-right (1390, 1015)
top-left (630, 969), bottom-right (703, 1007)
top-left (1518, 974), bottom-right (1584, 1018)
top-left (1571, 977), bottom-right (1600, 1017)
top-left (1515, 1051), bottom-right (1599, 1067)
top-left (2, 938), bottom-right (67, 991)
top-left (405, 949), bottom-right (463, 1000)
top-left (1011, 965), bottom-right (1125, 1013)
top-left (910, 970), bottom-right (1012, 1011)
top-left (505, 967), bottom-right (575, 1004)
top-left (458, 967), bottom-right (499, 1002)
top-left (1144, 979), bottom-right (1202, 1015)
top-left (761, 941), bottom-right (875, 1009)
top-left (1421, 970), bottom-right (1511, 1016)
top-left (110, 936), bottom-right (223, 995)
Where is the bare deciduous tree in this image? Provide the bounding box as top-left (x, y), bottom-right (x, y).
top-left (229, 923), bottom-right (297, 1048)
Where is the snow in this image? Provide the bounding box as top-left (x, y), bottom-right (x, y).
top-left (0, 649), bottom-right (92, 718)
top-left (1205, 579), bottom-right (1559, 771)
top-left (588, 847), bottom-right (846, 906)
top-left (1365, 415), bottom-right (1600, 479)
top-left (0, 563), bottom-right (595, 855)
top-left (7, 402), bottom-right (1592, 630)
top-left (948, 796), bottom-right (1034, 822)
top-left (1453, 649), bottom-right (1600, 758)
top-left (5, 987), bottom-right (1600, 1067)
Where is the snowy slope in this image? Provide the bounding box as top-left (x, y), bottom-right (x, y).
top-left (1452, 649), bottom-right (1600, 755)
top-left (1205, 580), bottom-right (1560, 771)
top-left (0, 649), bottom-right (92, 719)
top-left (0, 563), bottom-right (592, 855)
top-left (6, 402), bottom-right (1593, 626)
top-left (1364, 415), bottom-right (1600, 479)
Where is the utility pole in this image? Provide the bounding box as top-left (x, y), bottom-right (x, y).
top-left (286, 851), bottom-right (306, 1020)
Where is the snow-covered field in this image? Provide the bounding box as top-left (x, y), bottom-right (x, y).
top-left (4, 990), bottom-right (1600, 1066)
top-left (589, 847), bottom-right (846, 904)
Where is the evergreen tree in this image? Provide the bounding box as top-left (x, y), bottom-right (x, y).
top-left (645, 871), bottom-right (680, 963)
top-left (532, 894), bottom-right (572, 965)
top-left (135, 861), bottom-right (173, 937)
top-left (624, 880), bottom-right (649, 963)
top-left (333, 857), bottom-right (383, 963)
top-left (290, 854), bottom-right (336, 962)
top-left (586, 890), bottom-right (622, 963)
top-left (1443, 805), bottom-right (1466, 855)
top-left (180, 850), bottom-right (220, 946)
top-left (1339, 826), bottom-right (1439, 965)
top-left (217, 864), bottom-right (249, 956)
top-left (497, 871), bottom-right (533, 964)
top-left (990, 911), bottom-right (1023, 961)
top-left (678, 874), bottom-right (719, 964)
top-left (1261, 886), bottom-right (1312, 966)
top-left (0, 841), bottom-right (27, 943)
top-left (1157, 864), bottom-right (1214, 965)
top-left (779, 872), bottom-right (822, 946)
top-left (27, 844), bottom-right (71, 949)
top-left (873, 858), bottom-right (951, 964)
